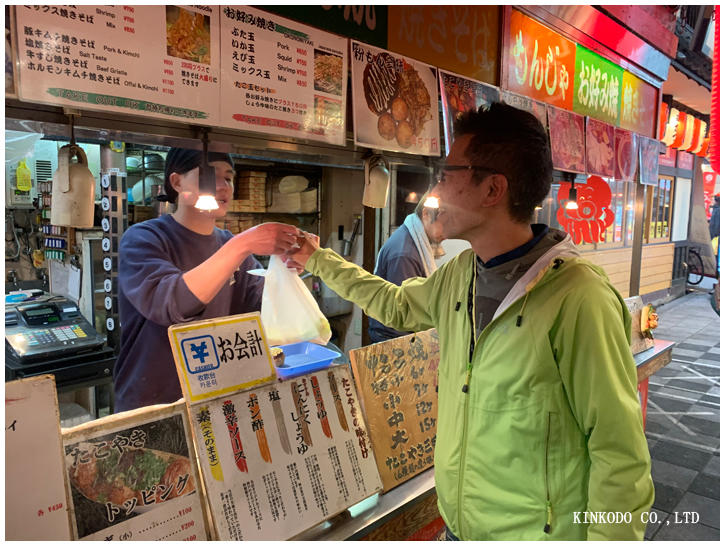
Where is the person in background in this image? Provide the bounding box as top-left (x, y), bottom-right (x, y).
top-left (115, 148), bottom-right (300, 412)
top-left (368, 192), bottom-right (443, 343)
top-left (285, 103), bottom-right (654, 540)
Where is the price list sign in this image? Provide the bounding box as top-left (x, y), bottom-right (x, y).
top-left (219, 6), bottom-right (348, 145)
top-left (348, 330), bottom-right (440, 492)
top-left (189, 365), bottom-right (382, 540)
top-left (62, 402), bottom-right (209, 541)
top-left (15, 5), bottom-right (220, 123)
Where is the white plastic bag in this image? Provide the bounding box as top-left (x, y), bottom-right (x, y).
top-left (261, 255), bottom-right (332, 346)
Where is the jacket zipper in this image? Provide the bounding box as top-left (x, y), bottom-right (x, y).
top-left (457, 259), bottom-right (477, 536)
top-left (544, 412), bottom-right (553, 534)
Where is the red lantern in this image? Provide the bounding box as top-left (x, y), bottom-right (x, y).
top-left (670, 110), bottom-right (688, 148)
top-left (658, 102), bottom-right (669, 141)
top-left (709, 6), bottom-right (720, 173)
top-left (697, 137), bottom-right (710, 157)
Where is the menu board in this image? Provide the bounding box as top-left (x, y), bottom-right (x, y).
top-left (6, 375), bottom-right (72, 540)
top-left (614, 128), bottom-right (638, 181)
top-left (348, 330), bottom-right (439, 492)
top-left (189, 365), bottom-right (383, 540)
top-left (639, 136), bottom-right (660, 186)
top-left (586, 118), bottom-right (615, 178)
top-left (547, 105), bottom-right (586, 173)
top-left (168, 312), bottom-right (277, 404)
top-left (501, 89), bottom-right (548, 128)
top-left (15, 5), bottom-right (221, 123)
top-left (62, 402), bottom-right (208, 541)
top-left (218, 6), bottom-right (347, 145)
top-left (573, 45), bottom-right (624, 127)
top-left (351, 40), bottom-right (440, 156)
top-left (620, 70), bottom-right (658, 138)
top-left (439, 69), bottom-right (500, 156)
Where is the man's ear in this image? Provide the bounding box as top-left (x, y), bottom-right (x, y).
top-left (169, 172), bottom-right (183, 194)
top-left (480, 173), bottom-right (508, 207)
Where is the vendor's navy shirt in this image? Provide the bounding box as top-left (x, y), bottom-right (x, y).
top-left (369, 224), bottom-right (426, 343)
top-left (115, 214), bottom-right (264, 412)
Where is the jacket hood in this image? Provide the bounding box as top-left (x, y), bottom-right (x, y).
top-left (492, 229), bottom-right (582, 322)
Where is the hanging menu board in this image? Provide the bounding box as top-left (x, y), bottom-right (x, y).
top-left (6, 375), bottom-right (72, 540)
top-left (62, 402), bottom-right (208, 541)
top-left (14, 5), bottom-right (220, 123)
top-left (218, 6), bottom-right (347, 145)
top-left (501, 89), bottom-right (548, 128)
top-left (586, 117), bottom-right (615, 178)
top-left (615, 128), bottom-right (638, 182)
top-left (348, 330), bottom-right (439, 492)
top-left (547, 105), bottom-right (586, 173)
top-left (439, 70), bottom-right (500, 156)
top-left (351, 40), bottom-right (440, 156)
top-left (639, 137), bottom-right (660, 186)
top-left (188, 365), bottom-right (383, 540)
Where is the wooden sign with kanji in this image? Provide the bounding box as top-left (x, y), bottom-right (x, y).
top-left (349, 329), bottom-right (439, 492)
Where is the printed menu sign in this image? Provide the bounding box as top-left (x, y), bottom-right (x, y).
top-left (639, 137), bottom-right (660, 186)
top-left (219, 6), bottom-right (347, 145)
top-left (6, 376), bottom-right (72, 540)
top-left (501, 89), bottom-right (548, 128)
top-left (169, 312), bottom-right (277, 403)
top-left (15, 5), bottom-right (220, 123)
top-left (62, 402), bottom-right (208, 541)
top-left (439, 70), bottom-right (500, 156)
top-left (348, 330), bottom-right (439, 492)
top-left (190, 365), bottom-right (383, 540)
top-left (351, 40), bottom-right (440, 156)
top-left (620, 71), bottom-right (658, 138)
top-left (615, 128), bottom-right (638, 182)
top-left (547, 105), bottom-right (586, 173)
top-left (586, 118), bottom-right (615, 178)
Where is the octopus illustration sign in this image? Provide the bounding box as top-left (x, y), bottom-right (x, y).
top-left (556, 176), bottom-right (614, 244)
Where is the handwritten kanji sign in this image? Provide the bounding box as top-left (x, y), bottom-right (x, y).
top-left (349, 329), bottom-right (440, 492)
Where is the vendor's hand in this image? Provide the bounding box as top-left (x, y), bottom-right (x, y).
top-left (234, 222), bottom-right (301, 256)
top-left (284, 230), bottom-right (320, 270)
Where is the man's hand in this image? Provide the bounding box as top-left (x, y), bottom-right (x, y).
top-left (284, 230), bottom-right (320, 271)
top-left (234, 222), bottom-right (301, 256)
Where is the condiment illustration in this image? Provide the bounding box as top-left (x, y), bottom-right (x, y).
top-left (268, 388), bottom-right (292, 455)
top-left (310, 376), bottom-right (332, 438)
top-left (222, 400), bottom-right (248, 473)
top-left (248, 393), bottom-right (271, 463)
top-left (327, 371), bottom-right (349, 432)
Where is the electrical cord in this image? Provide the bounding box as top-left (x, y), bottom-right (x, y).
top-left (5, 211), bottom-right (21, 260)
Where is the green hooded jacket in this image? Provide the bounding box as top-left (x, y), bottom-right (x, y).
top-left (307, 233), bottom-right (654, 540)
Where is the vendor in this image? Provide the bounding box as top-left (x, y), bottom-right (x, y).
top-left (114, 148), bottom-right (300, 412)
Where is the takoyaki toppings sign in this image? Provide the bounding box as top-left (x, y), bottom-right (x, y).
top-left (351, 40), bottom-right (440, 156)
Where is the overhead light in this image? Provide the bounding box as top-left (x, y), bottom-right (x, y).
top-left (405, 191), bottom-right (419, 203)
top-left (534, 205), bottom-right (543, 211)
top-left (195, 131), bottom-right (219, 211)
top-left (565, 184), bottom-right (578, 210)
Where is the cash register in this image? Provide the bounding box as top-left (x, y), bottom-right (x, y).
top-left (5, 296), bottom-right (107, 364)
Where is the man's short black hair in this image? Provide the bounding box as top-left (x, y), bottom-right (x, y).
top-left (163, 148), bottom-right (234, 203)
top-left (453, 102), bottom-right (552, 223)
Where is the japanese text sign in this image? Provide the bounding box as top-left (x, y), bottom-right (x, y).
top-left (501, 89), bottom-right (548, 128)
top-left (6, 375), bottom-right (72, 540)
top-left (547, 105), bottom-right (586, 173)
top-left (388, 6), bottom-right (500, 85)
top-left (348, 330), bottom-right (439, 492)
top-left (169, 312), bottom-right (276, 403)
top-left (219, 6), bottom-right (348, 145)
top-left (62, 402), bottom-right (208, 540)
top-left (351, 40), bottom-right (441, 156)
top-left (439, 70), bottom-right (500, 156)
top-left (190, 365), bottom-right (383, 540)
top-left (15, 5), bottom-right (221, 123)
top-left (572, 45), bottom-right (624, 126)
top-left (620, 70), bottom-right (658, 138)
top-left (506, 9), bottom-right (576, 110)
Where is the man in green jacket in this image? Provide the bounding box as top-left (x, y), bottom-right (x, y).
top-left (286, 103), bottom-right (654, 540)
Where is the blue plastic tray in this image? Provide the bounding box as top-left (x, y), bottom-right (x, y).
top-left (273, 341), bottom-right (341, 379)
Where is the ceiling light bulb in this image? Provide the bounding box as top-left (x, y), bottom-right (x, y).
top-left (194, 194), bottom-right (219, 211)
top-left (565, 185), bottom-right (578, 210)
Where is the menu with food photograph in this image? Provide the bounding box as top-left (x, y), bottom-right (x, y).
top-left (218, 6), bottom-right (347, 146)
top-left (351, 40), bottom-right (440, 156)
top-left (547, 105), bottom-right (586, 173)
top-left (439, 70), bottom-right (500, 156)
top-left (15, 5), bottom-right (221, 124)
top-left (586, 118), bottom-right (615, 178)
top-left (614, 128), bottom-right (638, 182)
top-left (501, 90), bottom-right (548, 128)
top-left (639, 137), bottom-right (660, 186)
top-left (62, 402), bottom-right (209, 541)
top-left (189, 364), bottom-right (383, 540)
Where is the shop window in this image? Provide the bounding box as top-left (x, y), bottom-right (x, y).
top-left (643, 176), bottom-right (674, 243)
top-left (671, 178), bottom-right (692, 242)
